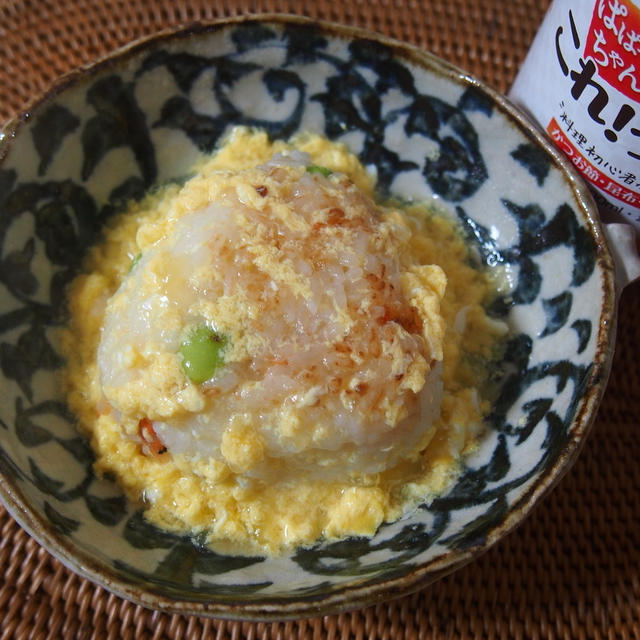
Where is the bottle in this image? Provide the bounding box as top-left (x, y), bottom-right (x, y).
top-left (509, 0), bottom-right (640, 284)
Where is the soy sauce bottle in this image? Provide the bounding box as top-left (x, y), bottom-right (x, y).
top-left (510, 0), bottom-right (640, 236)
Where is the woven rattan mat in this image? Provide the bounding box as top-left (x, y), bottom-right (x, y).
top-left (1, 0), bottom-right (639, 638)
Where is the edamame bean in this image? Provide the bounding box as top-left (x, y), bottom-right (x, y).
top-left (180, 325), bottom-right (227, 383)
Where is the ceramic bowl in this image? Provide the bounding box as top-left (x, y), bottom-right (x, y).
top-left (0, 15), bottom-right (617, 620)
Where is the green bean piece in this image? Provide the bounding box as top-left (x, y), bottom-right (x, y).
top-left (180, 325), bottom-right (227, 383)
top-left (306, 165), bottom-right (332, 177)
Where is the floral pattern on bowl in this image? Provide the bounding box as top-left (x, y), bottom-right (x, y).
top-left (0, 16), bottom-right (616, 619)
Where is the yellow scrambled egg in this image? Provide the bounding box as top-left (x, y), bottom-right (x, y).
top-left (61, 128), bottom-right (507, 554)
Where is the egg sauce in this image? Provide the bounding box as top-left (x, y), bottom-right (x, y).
top-left (61, 128), bottom-right (508, 555)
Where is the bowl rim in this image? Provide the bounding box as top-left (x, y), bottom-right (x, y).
top-left (0, 13), bottom-right (618, 621)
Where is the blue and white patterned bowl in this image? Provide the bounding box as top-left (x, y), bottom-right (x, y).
top-left (0, 16), bottom-right (617, 619)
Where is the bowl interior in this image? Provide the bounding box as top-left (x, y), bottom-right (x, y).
top-left (0, 17), bottom-right (616, 618)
